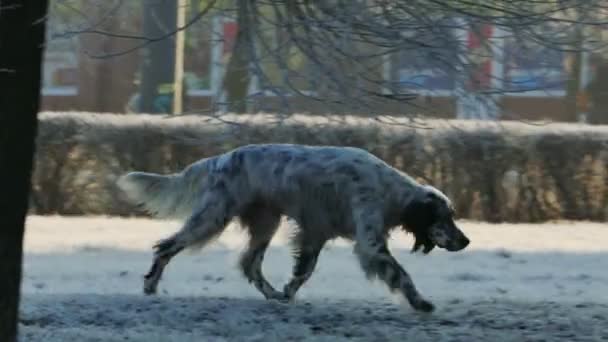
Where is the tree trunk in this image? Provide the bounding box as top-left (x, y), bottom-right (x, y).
top-left (0, 1), bottom-right (49, 341)
top-left (139, 0), bottom-right (177, 113)
top-left (566, 46), bottom-right (582, 122)
top-left (565, 19), bottom-right (584, 123)
top-left (223, 0), bottom-right (252, 113)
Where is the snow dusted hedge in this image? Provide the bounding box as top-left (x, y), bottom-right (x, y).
top-left (33, 111), bottom-right (608, 222)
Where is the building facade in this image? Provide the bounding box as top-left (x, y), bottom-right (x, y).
top-left (41, 3), bottom-right (600, 122)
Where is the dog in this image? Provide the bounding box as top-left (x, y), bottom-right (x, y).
top-left (117, 143), bottom-right (470, 312)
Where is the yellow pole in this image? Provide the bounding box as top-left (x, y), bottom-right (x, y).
top-left (172, 0), bottom-right (187, 114)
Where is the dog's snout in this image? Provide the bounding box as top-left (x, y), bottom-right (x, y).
top-left (446, 234), bottom-right (470, 252)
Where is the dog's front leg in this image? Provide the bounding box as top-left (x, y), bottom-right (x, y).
top-left (283, 233), bottom-right (326, 301)
top-left (240, 239), bottom-right (286, 301)
top-left (352, 205), bottom-right (435, 312)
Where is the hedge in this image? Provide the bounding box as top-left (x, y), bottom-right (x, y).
top-left (32, 111), bottom-right (608, 223)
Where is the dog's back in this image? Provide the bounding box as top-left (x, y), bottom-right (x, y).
top-left (218, 144), bottom-right (400, 217)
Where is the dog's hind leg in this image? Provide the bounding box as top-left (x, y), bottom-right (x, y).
top-left (143, 244), bottom-right (183, 295)
top-left (238, 206), bottom-right (285, 301)
top-left (143, 187), bottom-right (237, 295)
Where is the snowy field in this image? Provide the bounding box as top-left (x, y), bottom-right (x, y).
top-left (19, 215), bottom-right (608, 341)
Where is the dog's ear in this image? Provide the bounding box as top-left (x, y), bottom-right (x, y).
top-left (402, 195), bottom-right (437, 254)
top-left (402, 195), bottom-right (436, 231)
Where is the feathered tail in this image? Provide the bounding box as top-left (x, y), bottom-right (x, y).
top-left (116, 170), bottom-right (200, 219)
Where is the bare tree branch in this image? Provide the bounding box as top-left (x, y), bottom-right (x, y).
top-left (47, 0), bottom-right (608, 118)
top-left (73, 0), bottom-right (218, 59)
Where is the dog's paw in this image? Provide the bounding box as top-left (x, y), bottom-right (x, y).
top-left (143, 277), bottom-right (158, 296)
top-left (143, 286), bottom-right (156, 296)
top-left (414, 299), bottom-right (435, 313)
top-left (265, 290), bottom-right (290, 303)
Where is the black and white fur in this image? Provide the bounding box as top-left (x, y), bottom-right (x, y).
top-left (117, 143), bottom-right (470, 312)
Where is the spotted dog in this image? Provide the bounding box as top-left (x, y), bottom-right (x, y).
top-left (117, 143), bottom-right (470, 312)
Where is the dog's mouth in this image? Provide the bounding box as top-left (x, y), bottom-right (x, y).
top-left (411, 229), bottom-right (436, 254)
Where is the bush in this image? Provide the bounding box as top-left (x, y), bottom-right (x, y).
top-left (32, 111), bottom-right (608, 222)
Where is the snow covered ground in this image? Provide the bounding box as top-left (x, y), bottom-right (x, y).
top-left (19, 216), bottom-right (608, 341)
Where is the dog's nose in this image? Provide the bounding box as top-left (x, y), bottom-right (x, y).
top-left (460, 236), bottom-right (470, 248)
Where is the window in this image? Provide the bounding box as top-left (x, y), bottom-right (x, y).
top-left (184, 12), bottom-right (215, 96)
top-left (43, 4), bottom-right (79, 96)
top-left (389, 18), bottom-right (460, 96)
top-left (502, 33), bottom-right (567, 96)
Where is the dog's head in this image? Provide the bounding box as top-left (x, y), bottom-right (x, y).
top-left (401, 185), bottom-right (469, 254)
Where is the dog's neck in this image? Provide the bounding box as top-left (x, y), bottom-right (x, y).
top-left (421, 184), bottom-right (452, 208)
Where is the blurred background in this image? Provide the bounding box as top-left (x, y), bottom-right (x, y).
top-left (34, 0), bottom-right (608, 223)
top-left (42, 0), bottom-right (608, 122)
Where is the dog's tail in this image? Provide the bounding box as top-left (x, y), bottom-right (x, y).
top-left (116, 170), bottom-right (199, 219)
